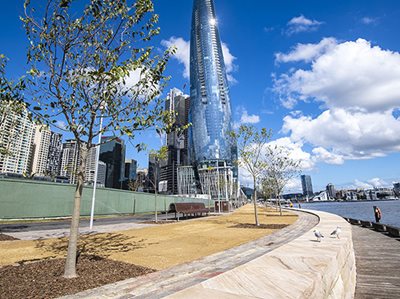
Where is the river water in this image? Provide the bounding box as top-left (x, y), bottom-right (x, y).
top-left (302, 200), bottom-right (400, 228)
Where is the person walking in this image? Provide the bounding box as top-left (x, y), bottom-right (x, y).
top-left (373, 206), bottom-right (382, 223)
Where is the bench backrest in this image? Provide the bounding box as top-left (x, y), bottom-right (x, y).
top-left (169, 202), bottom-right (206, 212)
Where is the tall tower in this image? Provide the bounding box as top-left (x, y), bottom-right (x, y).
top-left (189, 0), bottom-right (233, 165)
top-left (188, 0), bottom-right (236, 200)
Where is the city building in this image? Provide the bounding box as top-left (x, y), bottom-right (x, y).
top-left (187, 0), bottom-right (236, 199)
top-left (123, 159), bottom-right (137, 190)
top-left (59, 140), bottom-right (80, 184)
top-left (301, 175), bottom-right (314, 198)
top-left (394, 182), bottom-right (400, 198)
top-left (46, 130), bottom-right (63, 177)
top-left (160, 89), bottom-right (190, 194)
top-left (31, 125), bottom-right (63, 177)
top-left (326, 183), bottom-right (336, 200)
top-left (0, 105), bottom-right (35, 175)
top-left (85, 146), bottom-right (106, 187)
top-left (99, 136), bottom-right (125, 189)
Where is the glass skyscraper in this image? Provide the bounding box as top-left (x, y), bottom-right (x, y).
top-left (189, 0), bottom-right (234, 166)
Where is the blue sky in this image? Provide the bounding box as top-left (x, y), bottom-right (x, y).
top-left (1, 0), bottom-right (400, 192)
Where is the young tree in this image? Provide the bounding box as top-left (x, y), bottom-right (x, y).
top-left (263, 145), bottom-right (301, 215)
top-left (148, 146), bottom-right (168, 223)
top-left (22, 0), bottom-right (174, 278)
top-left (230, 125), bottom-right (272, 226)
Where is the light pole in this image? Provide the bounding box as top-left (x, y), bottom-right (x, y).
top-left (89, 108), bottom-right (104, 230)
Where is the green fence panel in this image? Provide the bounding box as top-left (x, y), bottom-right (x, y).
top-left (0, 178), bottom-right (213, 219)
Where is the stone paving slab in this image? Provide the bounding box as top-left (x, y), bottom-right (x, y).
top-left (166, 210), bottom-right (355, 299)
top-left (62, 210), bottom-right (319, 299)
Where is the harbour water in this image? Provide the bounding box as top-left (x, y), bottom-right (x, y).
top-left (302, 200), bottom-right (400, 228)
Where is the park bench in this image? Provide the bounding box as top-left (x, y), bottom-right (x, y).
top-left (168, 202), bottom-right (209, 221)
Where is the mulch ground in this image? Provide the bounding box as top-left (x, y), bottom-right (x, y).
top-left (231, 223), bottom-right (289, 229)
top-left (0, 233), bottom-right (19, 241)
top-left (0, 255), bottom-right (155, 299)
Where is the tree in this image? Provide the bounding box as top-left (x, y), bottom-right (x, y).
top-left (22, 0), bottom-right (174, 278)
top-left (262, 145), bottom-right (301, 215)
top-left (230, 125), bottom-right (272, 226)
top-left (148, 146), bottom-right (168, 223)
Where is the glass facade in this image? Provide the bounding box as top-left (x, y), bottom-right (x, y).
top-left (189, 0), bottom-right (234, 166)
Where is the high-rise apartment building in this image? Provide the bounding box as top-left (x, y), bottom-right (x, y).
top-left (326, 183), bottom-right (336, 199)
top-left (186, 0), bottom-right (236, 199)
top-left (160, 89), bottom-right (190, 194)
top-left (60, 139), bottom-right (80, 184)
top-left (99, 136), bottom-right (125, 189)
top-left (0, 105), bottom-right (35, 175)
top-left (31, 125), bottom-right (62, 177)
top-left (394, 182), bottom-right (400, 197)
top-left (60, 140), bottom-right (107, 186)
top-left (189, 0), bottom-right (235, 166)
top-left (301, 175), bottom-right (314, 198)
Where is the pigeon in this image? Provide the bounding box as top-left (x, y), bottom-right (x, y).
top-left (330, 226), bottom-right (342, 239)
top-left (314, 229), bottom-right (324, 242)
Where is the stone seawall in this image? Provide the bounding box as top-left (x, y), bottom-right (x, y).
top-left (168, 210), bottom-right (356, 298)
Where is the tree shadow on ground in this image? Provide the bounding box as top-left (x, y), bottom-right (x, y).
top-left (229, 223), bottom-right (289, 229)
top-left (35, 233), bottom-right (157, 258)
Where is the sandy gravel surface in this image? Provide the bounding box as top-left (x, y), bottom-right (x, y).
top-left (0, 205), bottom-right (297, 270)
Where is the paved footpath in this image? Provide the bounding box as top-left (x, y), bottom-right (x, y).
top-left (63, 211), bottom-right (319, 299)
top-left (352, 225), bottom-right (400, 299)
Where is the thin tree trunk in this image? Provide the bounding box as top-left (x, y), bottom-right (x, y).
top-left (278, 194), bottom-right (283, 216)
top-left (64, 147), bottom-right (87, 278)
top-left (253, 177), bottom-right (259, 226)
top-left (155, 191), bottom-right (158, 223)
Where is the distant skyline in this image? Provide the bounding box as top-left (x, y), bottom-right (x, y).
top-left (1, 0), bottom-right (400, 192)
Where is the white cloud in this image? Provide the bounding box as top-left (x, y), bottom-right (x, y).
top-left (267, 137), bottom-right (314, 171)
top-left (361, 17), bottom-right (378, 25)
top-left (161, 37), bottom-right (190, 78)
top-left (161, 36), bottom-right (237, 83)
top-left (283, 109), bottom-right (400, 160)
top-left (285, 15), bottom-right (323, 35)
top-left (274, 39), bottom-right (400, 112)
top-left (274, 38), bottom-right (400, 162)
top-left (312, 147), bottom-right (344, 165)
top-left (233, 107), bottom-right (260, 129)
top-left (352, 177), bottom-right (389, 189)
top-left (55, 120), bottom-right (67, 130)
top-left (275, 37), bottom-right (337, 63)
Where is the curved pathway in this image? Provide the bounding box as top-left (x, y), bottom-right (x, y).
top-left (63, 211), bottom-right (318, 299)
top-left (352, 225), bottom-right (400, 299)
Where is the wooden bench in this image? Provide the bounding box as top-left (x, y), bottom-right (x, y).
top-left (168, 202), bottom-right (209, 221)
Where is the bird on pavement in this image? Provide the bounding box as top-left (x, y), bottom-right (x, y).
top-left (314, 229), bottom-right (324, 242)
top-left (330, 226), bottom-right (342, 239)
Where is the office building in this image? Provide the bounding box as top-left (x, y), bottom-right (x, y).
top-left (123, 159), bottom-right (137, 190)
top-left (99, 136), bottom-right (125, 189)
top-left (394, 182), bottom-right (400, 197)
top-left (160, 89), bottom-right (190, 194)
top-left (301, 175), bottom-right (314, 198)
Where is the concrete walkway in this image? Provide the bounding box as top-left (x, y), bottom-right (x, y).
top-left (352, 225), bottom-right (400, 299)
top-left (63, 210), bottom-right (319, 299)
